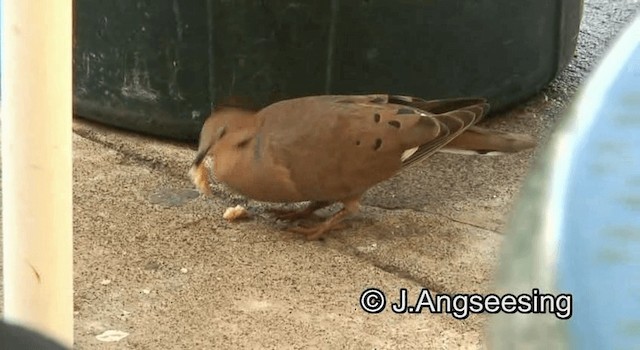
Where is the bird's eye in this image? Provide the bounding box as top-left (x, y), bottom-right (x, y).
top-left (235, 137), bottom-right (252, 148)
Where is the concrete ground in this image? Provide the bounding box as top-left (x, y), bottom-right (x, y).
top-left (1, 1), bottom-right (639, 349)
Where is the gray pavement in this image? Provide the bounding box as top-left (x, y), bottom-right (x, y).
top-left (1, 0), bottom-right (639, 348)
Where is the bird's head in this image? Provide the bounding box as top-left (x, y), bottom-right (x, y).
top-left (189, 106), bottom-right (258, 195)
top-left (201, 106), bottom-right (258, 148)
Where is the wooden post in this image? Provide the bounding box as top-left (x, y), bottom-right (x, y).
top-left (1, 0), bottom-right (74, 347)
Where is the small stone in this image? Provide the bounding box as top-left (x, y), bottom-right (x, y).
top-left (96, 330), bottom-right (129, 342)
top-left (180, 268), bottom-right (188, 274)
top-left (100, 279), bottom-right (111, 285)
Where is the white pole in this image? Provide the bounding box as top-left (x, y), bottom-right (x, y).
top-left (1, 0), bottom-right (73, 347)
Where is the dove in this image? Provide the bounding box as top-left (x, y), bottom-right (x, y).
top-left (189, 94), bottom-right (536, 240)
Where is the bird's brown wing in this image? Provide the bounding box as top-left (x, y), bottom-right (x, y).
top-left (256, 94), bottom-right (488, 201)
top-left (381, 94), bottom-right (489, 167)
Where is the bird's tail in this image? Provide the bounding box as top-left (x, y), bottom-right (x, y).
top-left (439, 126), bottom-right (536, 155)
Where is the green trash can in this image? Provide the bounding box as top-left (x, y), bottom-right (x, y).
top-left (72, 0), bottom-right (583, 141)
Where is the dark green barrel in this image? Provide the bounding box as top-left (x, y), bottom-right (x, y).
top-left (72, 0), bottom-right (583, 141)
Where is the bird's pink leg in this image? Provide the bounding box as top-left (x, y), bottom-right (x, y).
top-left (288, 198), bottom-right (361, 240)
top-left (268, 201), bottom-right (332, 221)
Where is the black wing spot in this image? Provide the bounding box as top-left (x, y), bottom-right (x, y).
top-left (373, 138), bottom-right (382, 150)
top-left (355, 140), bottom-right (361, 146)
top-left (388, 120), bottom-right (401, 128)
top-left (396, 107), bottom-right (415, 115)
top-left (374, 113), bottom-right (381, 123)
top-left (370, 96), bottom-right (385, 103)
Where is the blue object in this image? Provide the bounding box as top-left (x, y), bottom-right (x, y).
top-left (490, 14), bottom-right (640, 350)
top-left (556, 16), bottom-right (640, 350)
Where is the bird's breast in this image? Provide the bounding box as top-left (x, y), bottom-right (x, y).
top-left (212, 141), bottom-right (306, 203)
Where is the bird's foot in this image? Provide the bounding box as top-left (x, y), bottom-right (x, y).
top-left (268, 201), bottom-right (332, 222)
top-left (283, 198), bottom-right (360, 240)
top-left (287, 222), bottom-right (347, 241)
top-left (268, 207), bottom-right (320, 222)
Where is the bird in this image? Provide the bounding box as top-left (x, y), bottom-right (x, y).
top-left (189, 94), bottom-right (536, 240)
